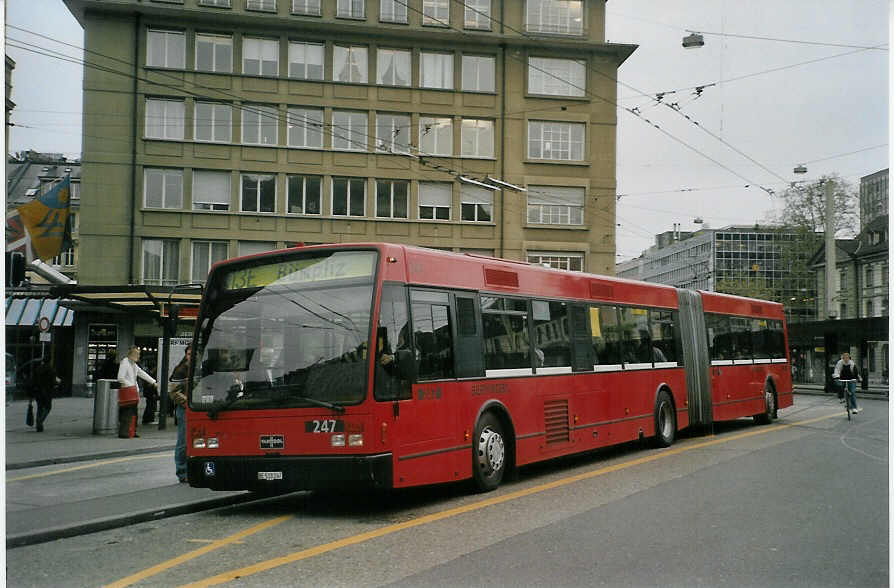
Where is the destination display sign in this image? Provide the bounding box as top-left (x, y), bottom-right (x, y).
top-left (223, 251), bottom-right (376, 290)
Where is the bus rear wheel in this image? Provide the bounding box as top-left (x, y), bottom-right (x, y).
top-left (472, 413), bottom-right (506, 492)
top-left (654, 391), bottom-right (676, 448)
top-left (754, 385), bottom-right (775, 425)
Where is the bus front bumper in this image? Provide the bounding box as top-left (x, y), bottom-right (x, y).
top-left (187, 453), bottom-right (393, 492)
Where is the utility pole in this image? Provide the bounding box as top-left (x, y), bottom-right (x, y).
top-left (824, 179), bottom-right (836, 319)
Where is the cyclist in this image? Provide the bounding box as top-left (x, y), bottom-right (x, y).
top-left (833, 352), bottom-right (862, 414)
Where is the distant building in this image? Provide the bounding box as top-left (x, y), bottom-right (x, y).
top-left (859, 168), bottom-right (888, 229)
top-left (615, 224), bottom-right (816, 324)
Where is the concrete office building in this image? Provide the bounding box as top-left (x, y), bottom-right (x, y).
top-left (60, 0), bottom-right (634, 394)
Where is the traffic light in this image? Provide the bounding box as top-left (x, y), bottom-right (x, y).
top-left (6, 252), bottom-right (26, 287)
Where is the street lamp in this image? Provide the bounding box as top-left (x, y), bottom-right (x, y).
top-left (682, 32), bottom-right (705, 48)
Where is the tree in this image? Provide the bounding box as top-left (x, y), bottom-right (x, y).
top-left (771, 174), bottom-right (858, 237)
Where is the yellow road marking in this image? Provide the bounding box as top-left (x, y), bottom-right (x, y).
top-left (104, 515), bottom-right (293, 588)
top-left (183, 412), bottom-right (838, 587)
top-left (186, 539), bottom-right (245, 545)
top-left (8, 453), bottom-right (169, 482)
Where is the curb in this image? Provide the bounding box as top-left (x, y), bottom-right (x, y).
top-left (6, 491), bottom-right (256, 549)
top-left (6, 444), bottom-right (177, 471)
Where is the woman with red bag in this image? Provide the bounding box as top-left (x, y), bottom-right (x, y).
top-left (117, 346), bottom-right (157, 438)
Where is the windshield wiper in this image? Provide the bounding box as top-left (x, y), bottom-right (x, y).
top-left (294, 394), bottom-right (345, 413)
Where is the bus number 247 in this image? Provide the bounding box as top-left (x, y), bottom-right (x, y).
top-left (305, 419), bottom-right (344, 433)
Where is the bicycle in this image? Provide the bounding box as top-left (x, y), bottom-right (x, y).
top-left (835, 377), bottom-right (858, 420)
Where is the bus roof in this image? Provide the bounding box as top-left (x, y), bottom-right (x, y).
top-left (698, 290), bottom-right (785, 319)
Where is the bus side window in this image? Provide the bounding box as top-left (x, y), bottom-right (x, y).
top-left (532, 300), bottom-right (571, 368)
top-left (649, 309), bottom-right (678, 365)
top-left (570, 304), bottom-right (594, 371)
top-left (751, 318), bottom-right (771, 359)
top-left (374, 283), bottom-right (412, 401)
top-left (705, 313), bottom-right (732, 361)
top-left (770, 320), bottom-right (786, 359)
top-left (481, 296), bottom-right (530, 371)
top-left (590, 305), bottom-right (622, 367)
top-left (730, 317), bottom-right (753, 360)
top-left (411, 290), bottom-right (455, 381)
top-left (619, 306), bottom-right (652, 365)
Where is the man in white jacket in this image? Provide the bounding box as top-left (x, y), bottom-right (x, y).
top-left (833, 352), bottom-right (862, 414)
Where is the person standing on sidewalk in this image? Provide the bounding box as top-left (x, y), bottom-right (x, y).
top-left (833, 352), bottom-right (862, 414)
top-left (117, 346), bottom-right (157, 438)
top-left (169, 345), bottom-right (192, 483)
top-left (31, 359), bottom-right (57, 432)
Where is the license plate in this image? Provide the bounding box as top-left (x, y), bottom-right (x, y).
top-left (258, 471), bottom-right (283, 481)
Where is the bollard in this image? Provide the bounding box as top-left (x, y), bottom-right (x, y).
top-left (93, 379), bottom-right (119, 434)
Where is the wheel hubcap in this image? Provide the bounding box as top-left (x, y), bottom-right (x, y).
top-left (477, 426), bottom-right (505, 476)
top-left (659, 402), bottom-right (672, 438)
top-left (766, 390), bottom-right (775, 416)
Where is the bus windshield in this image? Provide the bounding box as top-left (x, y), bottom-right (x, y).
top-left (192, 250), bottom-right (378, 415)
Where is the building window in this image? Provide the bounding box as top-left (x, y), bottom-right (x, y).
top-left (241, 173), bottom-right (276, 213)
top-left (527, 251), bottom-right (583, 271)
top-left (376, 48), bottom-right (411, 87)
top-left (145, 98), bottom-right (185, 140)
top-left (200, 0), bottom-right (232, 6)
top-left (839, 268), bottom-right (848, 290)
top-left (865, 265), bottom-right (874, 287)
top-left (527, 121), bottom-right (585, 161)
top-left (291, 0), bottom-right (320, 15)
top-left (147, 29), bottom-right (185, 69)
top-left (839, 302), bottom-right (847, 319)
top-left (144, 168), bottom-right (183, 209)
top-left (287, 41), bottom-right (324, 80)
top-left (419, 182), bottom-right (451, 220)
top-left (866, 300), bottom-right (874, 317)
top-left (192, 170), bottom-right (231, 211)
top-left (142, 239), bottom-right (179, 285)
top-left (376, 113), bottom-right (411, 154)
top-left (51, 246), bottom-right (75, 267)
top-left (287, 107), bottom-right (323, 148)
top-left (419, 117), bottom-right (453, 156)
top-left (331, 111), bottom-right (368, 151)
top-left (332, 177), bottom-right (366, 216)
top-left (461, 55), bottom-right (495, 92)
top-left (239, 241), bottom-right (276, 257)
top-left (380, 0), bottom-right (407, 22)
top-left (287, 174), bottom-right (321, 214)
top-left (528, 57), bottom-right (585, 97)
top-left (526, 0), bottom-right (583, 35)
top-left (464, 0), bottom-right (492, 29)
top-left (194, 102), bottom-right (232, 143)
top-left (527, 186), bottom-right (584, 225)
top-left (460, 185), bottom-right (493, 222)
top-left (195, 33), bottom-right (232, 72)
top-left (192, 240), bottom-right (228, 282)
top-left (333, 45), bottom-right (368, 83)
top-left (375, 179), bottom-right (409, 219)
top-left (422, 0), bottom-right (449, 25)
top-left (337, 0), bottom-right (365, 19)
top-left (242, 104), bottom-right (278, 146)
top-left (461, 119), bottom-right (494, 158)
top-left (242, 37), bottom-right (279, 76)
top-left (420, 52), bottom-right (453, 89)
top-left (245, 0), bottom-right (276, 11)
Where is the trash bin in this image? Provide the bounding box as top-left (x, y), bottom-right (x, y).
top-left (93, 379), bottom-right (119, 435)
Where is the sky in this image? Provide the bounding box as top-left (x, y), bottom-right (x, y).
top-left (5, 0), bottom-right (890, 262)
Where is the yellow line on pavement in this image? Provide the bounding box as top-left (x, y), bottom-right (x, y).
top-left (183, 412), bottom-right (839, 587)
top-left (104, 515), bottom-right (293, 588)
top-left (8, 453), bottom-right (169, 482)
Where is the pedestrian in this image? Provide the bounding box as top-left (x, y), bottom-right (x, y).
top-left (117, 346), bottom-right (157, 438)
top-left (141, 371), bottom-right (159, 425)
top-left (31, 358), bottom-right (57, 432)
top-left (169, 345), bottom-right (192, 483)
top-left (833, 351), bottom-right (862, 414)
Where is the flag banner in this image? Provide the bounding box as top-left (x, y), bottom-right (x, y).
top-left (16, 176), bottom-right (71, 262)
top-left (6, 208), bottom-right (33, 262)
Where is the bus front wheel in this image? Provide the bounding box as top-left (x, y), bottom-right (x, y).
top-left (473, 413), bottom-right (506, 492)
top-left (654, 391), bottom-right (676, 448)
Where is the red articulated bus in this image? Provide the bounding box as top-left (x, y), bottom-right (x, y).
top-left (185, 243), bottom-right (792, 492)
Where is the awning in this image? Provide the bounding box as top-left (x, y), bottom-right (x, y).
top-left (49, 284), bottom-right (203, 320)
top-left (5, 297), bottom-right (75, 327)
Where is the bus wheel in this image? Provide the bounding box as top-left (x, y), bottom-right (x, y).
top-left (473, 413), bottom-right (506, 492)
top-left (754, 385), bottom-right (775, 425)
top-left (654, 391), bottom-right (676, 448)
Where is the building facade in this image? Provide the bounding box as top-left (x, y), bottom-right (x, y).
top-left (859, 168), bottom-right (888, 229)
top-left (61, 0), bottom-right (634, 394)
top-left (615, 224), bottom-right (817, 324)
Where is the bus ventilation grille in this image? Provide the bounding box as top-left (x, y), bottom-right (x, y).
top-left (751, 304), bottom-right (763, 314)
top-left (589, 281), bottom-right (614, 299)
top-left (544, 399), bottom-right (570, 444)
top-left (484, 268), bottom-right (519, 288)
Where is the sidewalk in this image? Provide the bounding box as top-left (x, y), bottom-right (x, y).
top-left (6, 397), bottom-right (254, 548)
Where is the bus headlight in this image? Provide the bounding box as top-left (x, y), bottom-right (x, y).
top-left (348, 434), bottom-right (364, 447)
top-left (193, 438), bottom-right (206, 449)
top-left (207, 437), bottom-right (219, 449)
top-left (331, 434), bottom-right (346, 447)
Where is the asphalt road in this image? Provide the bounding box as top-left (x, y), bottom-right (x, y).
top-left (6, 395), bottom-right (888, 587)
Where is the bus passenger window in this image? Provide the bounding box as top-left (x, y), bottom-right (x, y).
top-left (375, 284), bottom-right (412, 401)
top-left (751, 318), bottom-right (771, 359)
top-left (705, 313), bottom-right (732, 361)
top-left (769, 320), bottom-right (786, 359)
top-left (730, 317), bottom-right (753, 360)
top-left (590, 305), bottom-right (622, 367)
top-left (649, 309), bottom-right (679, 365)
top-left (481, 296), bottom-right (530, 371)
top-left (532, 300), bottom-right (570, 368)
top-left (619, 307), bottom-right (652, 365)
top-left (412, 293), bottom-right (455, 380)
